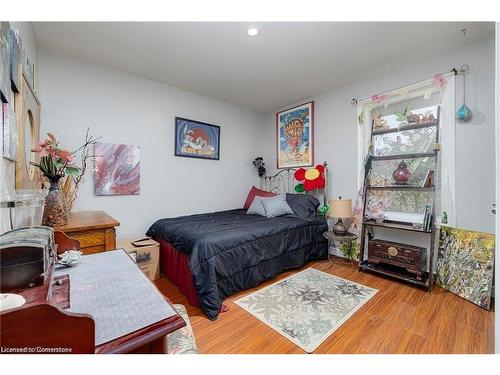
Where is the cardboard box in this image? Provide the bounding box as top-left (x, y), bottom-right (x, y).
top-left (117, 237), bottom-right (160, 281)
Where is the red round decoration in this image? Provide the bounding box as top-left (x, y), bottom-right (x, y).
top-left (295, 165), bottom-right (325, 191)
top-left (294, 168), bottom-right (306, 181)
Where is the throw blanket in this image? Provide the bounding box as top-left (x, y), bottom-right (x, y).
top-left (147, 209), bottom-right (328, 319)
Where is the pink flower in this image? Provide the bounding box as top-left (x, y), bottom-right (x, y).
top-left (47, 133), bottom-right (57, 143)
top-left (56, 148), bottom-right (73, 163)
top-left (433, 74), bottom-right (446, 88)
top-left (371, 94), bottom-right (388, 104)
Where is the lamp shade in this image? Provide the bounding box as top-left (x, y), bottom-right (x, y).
top-left (328, 198), bottom-right (352, 219)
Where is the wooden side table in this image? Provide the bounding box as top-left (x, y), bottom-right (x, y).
top-left (323, 231), bottom-right (359, 268)
top-left (54, 211), bottom-right (120, 255)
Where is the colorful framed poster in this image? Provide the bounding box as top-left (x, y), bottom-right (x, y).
top-left (94, 142), bottom-right (140, 195)
top-left (436, 226), bottom-right (495, 310)
top-left (175, 117), bottom-right (220, 160)
top-left (276, 101), bottom-right (314, 169)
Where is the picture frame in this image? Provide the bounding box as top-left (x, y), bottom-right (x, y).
top-left (436, 226), bottom-right (495, 310)
top-left (422, 169), bottom-right (435, 188)
top-left (175, 117), bottom-right (220, 160)
top-left (276, 101), bottom-right (314, 169)
top-left (2, 99), bottom-right (18, 161)
top-left (94, 142), bottom-right (140, 196)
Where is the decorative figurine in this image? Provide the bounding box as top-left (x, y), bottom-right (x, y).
top-left (373, 112), bottom-right (389, 130)
top-left (406, 112), bottom-right (418, 124)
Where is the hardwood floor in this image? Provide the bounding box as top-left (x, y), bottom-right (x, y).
top-left (155, 259), bottom-right (495, 354)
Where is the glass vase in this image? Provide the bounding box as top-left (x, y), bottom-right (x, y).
top-left (42, 176), bottom-right (68, 226)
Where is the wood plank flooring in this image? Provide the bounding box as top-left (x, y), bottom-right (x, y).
top-left (154, 259), bottom-right (494, 354)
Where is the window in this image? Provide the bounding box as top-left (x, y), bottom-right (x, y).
top-left (356, 74), bottom-right (456, 227)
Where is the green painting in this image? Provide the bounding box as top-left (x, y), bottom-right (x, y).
top-left (436, 226), bottom-right (495, 310)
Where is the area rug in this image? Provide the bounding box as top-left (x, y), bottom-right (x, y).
top-left (234, 267), bottom-right (378, 353)
top-left (167, 304), bottom-right (198, 354)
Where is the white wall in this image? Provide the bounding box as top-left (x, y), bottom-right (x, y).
top-left (263, 34), bottom-right (496, 235)
top-left (38, 49), bottom-right (266, 238)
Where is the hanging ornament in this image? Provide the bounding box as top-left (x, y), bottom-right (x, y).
top-left (456, 65), bottom-right (472, 122)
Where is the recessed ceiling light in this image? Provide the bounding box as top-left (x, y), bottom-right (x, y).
top-left (247, 27), bottom-right (259, 37)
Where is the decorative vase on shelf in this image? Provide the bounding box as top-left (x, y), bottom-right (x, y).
top-left (392, 160), bottom-right (412, 185)
top-left (42, 175), bottom-right (68, 226)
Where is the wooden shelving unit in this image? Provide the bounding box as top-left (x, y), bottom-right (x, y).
top-left (358, 110), bottom-right (440, 292)
top-left (371, 120), bottom-right (438, 136)
top-left (362, 220), bottom-right (432, 234)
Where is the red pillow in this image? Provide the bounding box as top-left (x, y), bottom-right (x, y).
top-left (243, 186), bottom-right (277, 209)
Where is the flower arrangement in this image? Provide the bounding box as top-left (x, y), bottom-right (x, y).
top-left (31, 129), bottom-right (100, 225)
top-left (252, 157), bottom-right (266, 177)
top-left (31, 133), bottom-right (80, 183)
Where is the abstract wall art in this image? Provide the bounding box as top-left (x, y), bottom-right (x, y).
top-left (175, 117), bottom-right (220, 160)
top-left (94, 142), bottom-right (140, 195)
top-left (436, 226), bottom-right (495, 310)
top-left (276, 101), bottom-right (314, 169)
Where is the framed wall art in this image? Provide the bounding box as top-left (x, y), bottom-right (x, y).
top-left (175, 117), bottom-right (220, 160)
top-left (436, 226), bottom-right (495, 310)
top-left (94, 142), bottom-right (140, 195)
top-left (276, 101), bottom-right (314, 169)
top-left (2, 100), bottom-right (18, 161)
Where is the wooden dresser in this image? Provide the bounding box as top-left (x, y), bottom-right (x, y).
top-left (54, 211), bottom-right (120, 255)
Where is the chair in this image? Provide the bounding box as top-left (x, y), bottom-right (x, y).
top-left (54, 230), bottom-right (81, 255)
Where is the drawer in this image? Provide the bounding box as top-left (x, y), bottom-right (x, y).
top-left (66, 230), bottom-right (105, 248)
top-left (81, 245), bottom-right (106, 255)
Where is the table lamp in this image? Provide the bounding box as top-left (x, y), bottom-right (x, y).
top-left (328, 197), bottom-right (353, 235)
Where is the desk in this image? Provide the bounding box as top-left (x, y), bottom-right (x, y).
top-left (0, 250), bottom-right (185, 354)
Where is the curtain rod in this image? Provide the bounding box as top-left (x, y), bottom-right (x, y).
top-left (351, 67), bottom-right (460, 105)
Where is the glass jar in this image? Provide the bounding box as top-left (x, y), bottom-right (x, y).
top-left (0, 189), bottom-right (48, 233)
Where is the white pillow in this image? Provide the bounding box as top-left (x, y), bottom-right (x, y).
top-left (260, 193), bottom-right (295, 218)
top-left (246, 196), bottom-right (267, 216)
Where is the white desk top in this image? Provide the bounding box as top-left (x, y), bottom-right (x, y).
top-left (54, 249), bottom-right (176, 345)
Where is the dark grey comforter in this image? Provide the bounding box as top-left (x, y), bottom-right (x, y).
top-left (146, 209), bottom-right (328, 320)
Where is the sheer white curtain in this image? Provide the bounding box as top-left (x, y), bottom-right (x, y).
top-left (354, 73), bottom-right (456, 229)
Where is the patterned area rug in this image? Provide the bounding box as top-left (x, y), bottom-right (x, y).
top-left (167, 304), bottom-right (198, 354)
top-left (234, 267), bottom-right (378, 353)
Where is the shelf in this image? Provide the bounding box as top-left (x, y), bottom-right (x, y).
top-left (371, 152), bottom-right (436, 161)
top-left (362, 220), bottom-right (432, 233)
top-left (367, 185), bottom-right (434, 192)
top-left (359, 260), bottom-right (431, 288)
top-left (371, 120), bottom-right (438, 136)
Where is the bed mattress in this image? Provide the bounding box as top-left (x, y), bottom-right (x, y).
top-left (146, 209), bottom-right (328, 320)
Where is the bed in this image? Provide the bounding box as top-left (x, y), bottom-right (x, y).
top-left (146, 164), bottom-right (329, 320)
